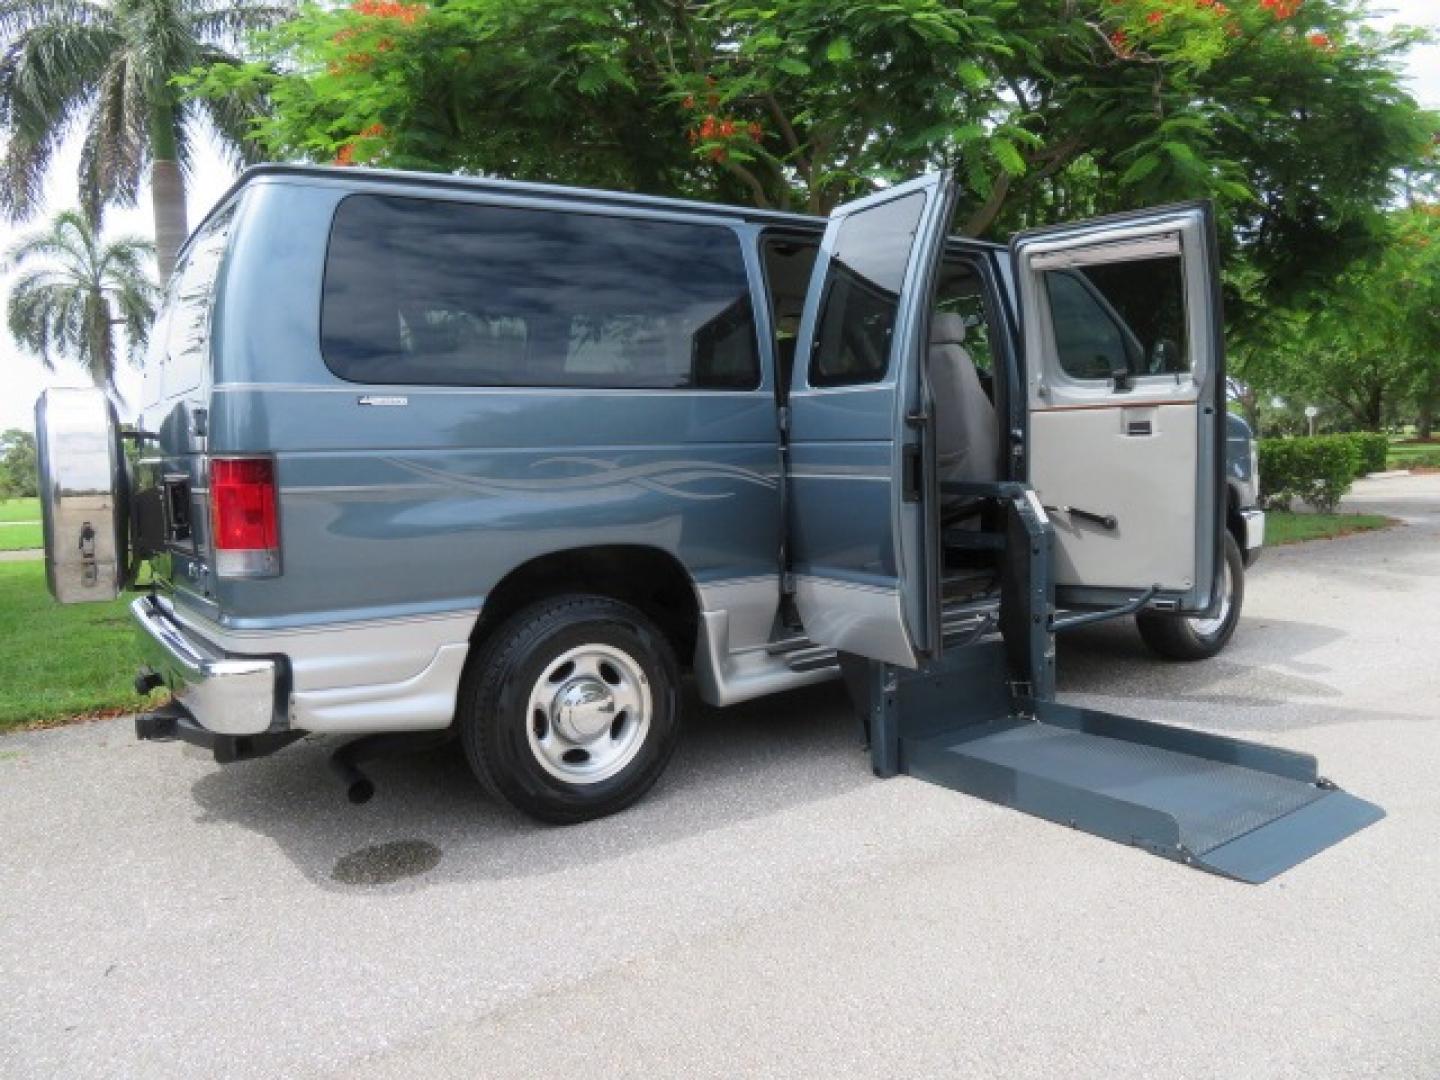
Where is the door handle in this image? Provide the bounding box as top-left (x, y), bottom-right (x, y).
top-left (1045, 505), bottom-right (1117, 530)
top-left (903, 444), bottom-right (923, 503)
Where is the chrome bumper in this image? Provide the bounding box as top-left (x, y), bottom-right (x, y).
top-left (1240, 508), bottom-right (1265, 565)
top-left (131, 594), bottom-right (278, 736)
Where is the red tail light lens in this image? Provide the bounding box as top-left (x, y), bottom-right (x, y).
top-left (209, 457), bottom-right (280, 578)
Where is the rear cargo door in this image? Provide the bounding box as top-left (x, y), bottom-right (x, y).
top-left (786, 173), bottom-right (955, 668)
top-left (1012, 204), bottom-right (1225, 614)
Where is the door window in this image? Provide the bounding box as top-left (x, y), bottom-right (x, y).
top-left (809, 192), bottom-right (926, 387)
top-left (1041, 254), bottom-right (1189, 381)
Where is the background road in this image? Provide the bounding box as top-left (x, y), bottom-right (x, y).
top-left (2, 475), bottom-right (1438, 1079)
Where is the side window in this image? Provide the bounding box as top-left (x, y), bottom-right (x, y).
top-left (321, 195), bottom-right (760, 389)
top-left (1042, 254), bottom-right (1189, 381)
top-left (810, 192), bottom-right (925, 387)
top-left (157, 207), bottom-right (233, 395)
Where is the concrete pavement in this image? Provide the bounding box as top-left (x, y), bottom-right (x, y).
top-left (1, 475), bottom-right (1437, 1079)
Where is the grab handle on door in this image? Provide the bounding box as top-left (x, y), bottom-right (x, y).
top-left (1045, 505), bottom-right (1118, 531)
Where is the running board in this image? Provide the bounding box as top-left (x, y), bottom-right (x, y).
top-left (842, 642), bottom-right (1383, 884)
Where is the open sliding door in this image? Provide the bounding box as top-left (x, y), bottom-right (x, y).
top-left (785, 174), bottom-right (955, 668)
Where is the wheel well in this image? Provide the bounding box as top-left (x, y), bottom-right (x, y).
top-left (1225, 484), bottom-right (1244, 546)
top-left (471, 545), bottom-right (701, 667)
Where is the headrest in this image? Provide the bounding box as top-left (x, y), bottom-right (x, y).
top-left (930, 312), bottom-right (967, 346)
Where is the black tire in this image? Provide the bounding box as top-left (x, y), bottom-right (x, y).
top-left (1136, 532), bottom-right (1246, 662)
top-left (457, 594), bottom-right (681, 824)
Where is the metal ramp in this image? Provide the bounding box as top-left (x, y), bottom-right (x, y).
top-left (839, 485), bottom-right (1384, 884)
top-left (903, 700), bottom-right (1383, 883)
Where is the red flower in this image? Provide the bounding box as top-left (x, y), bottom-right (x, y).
top-left (719, 119), bottom-right (736, 137)
top-left (682, 95), bottom-right (695, 109)
top-left (1147, 11), bottom-right (1163, 25)
top-left (1308, 31), bottom-right (1332, 49)
top-left (334, 143), bottom-right (356, 166)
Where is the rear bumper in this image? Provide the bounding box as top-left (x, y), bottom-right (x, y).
top-left (131, 593), bottom-right (279, 736)
top-left (1239, 508), bottom-right (1265, 566)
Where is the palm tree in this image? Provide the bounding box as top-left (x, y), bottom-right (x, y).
top-left (0, 0), bottom-right (289, 282)
top-left (6, 208), bottom-right (158, 392)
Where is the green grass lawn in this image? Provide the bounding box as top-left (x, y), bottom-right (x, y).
top-left (0, 561), bottom-right (158, 731)
top-left (0, 497), bottom-right (39, 522)
top-left (1267, 511), bottom-right (1396, 546)
top-left (1387, 439), bottom-right (1440, 471)
top-left (0, 523), bottom-right (42, 550)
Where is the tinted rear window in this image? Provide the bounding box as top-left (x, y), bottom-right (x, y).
top-left (321, 195), bottom-right (760, 389)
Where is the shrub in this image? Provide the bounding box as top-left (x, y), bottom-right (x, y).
top-left (1341, 432), bottom-right (1389, 475)
top-left (1258, 436), bottom-right (1360, 513)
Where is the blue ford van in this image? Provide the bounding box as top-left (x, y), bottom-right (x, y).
top-left (43, 165), bottom-right (1364, 888)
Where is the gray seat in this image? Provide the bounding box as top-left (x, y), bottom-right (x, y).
top-left (928, 313), bottom-right (998, 513)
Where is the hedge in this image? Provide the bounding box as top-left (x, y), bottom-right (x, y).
top-left (1342, 433), bottom-right (1389, 475)
top-left (1258, 436), bottom-right (1360, 513)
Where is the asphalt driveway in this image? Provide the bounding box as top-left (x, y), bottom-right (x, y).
top-left (2, 475), bottom-right (1438, 1079)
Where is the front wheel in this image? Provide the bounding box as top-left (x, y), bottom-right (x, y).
top-left (457, 595), bottom-right (681, 824)
top-left (1136, 532), bottom-right (1245, 661)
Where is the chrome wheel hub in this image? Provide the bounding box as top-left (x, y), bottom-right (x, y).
top-left (526, 644), bottom-right (651, 784)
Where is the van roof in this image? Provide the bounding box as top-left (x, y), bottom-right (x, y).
top-left (192, 162), bottom-right (1006, 256)
top-left (212, 162), bottom-right (826, 230)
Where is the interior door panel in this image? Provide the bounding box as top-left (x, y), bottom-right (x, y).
top-left (1012, 204), bottom-right (1225, 613)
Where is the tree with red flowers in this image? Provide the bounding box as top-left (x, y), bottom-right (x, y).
top-left (192, 0), bottom-right (1432, 284)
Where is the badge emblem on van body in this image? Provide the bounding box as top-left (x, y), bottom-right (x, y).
top-left (358, 395), bottom-right (408, 407)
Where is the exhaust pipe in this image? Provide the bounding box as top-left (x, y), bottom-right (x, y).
top-left (328, 731), bottom-right (454, 806)
top-left (329, 750), bottom-right (376, 805)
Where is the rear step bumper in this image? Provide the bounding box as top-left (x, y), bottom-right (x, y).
top-left (845, 641), bottom-right (1383, 884)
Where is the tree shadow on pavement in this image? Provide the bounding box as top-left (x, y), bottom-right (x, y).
top-left (188, 679), bottom-right (872, 893)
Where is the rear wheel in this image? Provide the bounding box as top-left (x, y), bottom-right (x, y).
top-left (1136, 532), bottom-right (1245, 661)
top-left (457, 594), bottom-right (681, 823)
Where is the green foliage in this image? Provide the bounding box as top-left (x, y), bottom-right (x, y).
top-left (0, 431), bottom-right (38, 500)
top-left (1342, 432), bottom-right (1390, 475)
top-left (184, 0), bottom-right (1435, 247)
top-left (1234, 207), bottom-right (1440, 436)
top-left (4, 210), bottom-right (158, 392)
top-left (1258, 435), bottom-right (1360, 513)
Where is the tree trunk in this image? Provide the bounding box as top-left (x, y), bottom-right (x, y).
top-left (150, 101), bottom-right (188, 285)
top-left (1416, 368), bottom-right (1440, 441)
top-left (151, 160), bottom-right (187, 286)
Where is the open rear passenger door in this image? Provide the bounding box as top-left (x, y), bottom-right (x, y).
top-left (785, 173), bottom-right (955, 668)
top-left (1012, 204), bottom-right (1226, 616)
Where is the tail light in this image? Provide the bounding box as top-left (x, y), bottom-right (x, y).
top-left (209, 457), bottom-right (280, 578)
